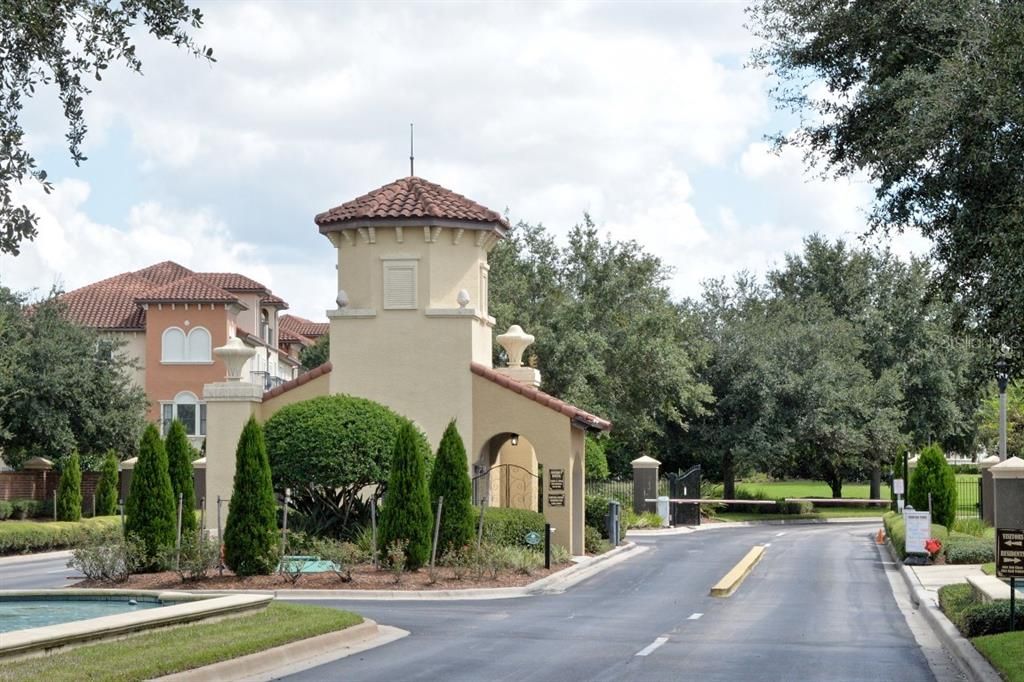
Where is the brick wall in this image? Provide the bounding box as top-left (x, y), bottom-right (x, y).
top-left (0, 471), bottom-right (104, 514)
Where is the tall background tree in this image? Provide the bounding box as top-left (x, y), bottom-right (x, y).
top-left (748, 0), bottom-right (1024, 356)
top-left (0, 286), bottom-right (147, 469)
top-left (489, 218), bottom-right (711, 475)
top-left (0, 0), bottom-right (213, 255)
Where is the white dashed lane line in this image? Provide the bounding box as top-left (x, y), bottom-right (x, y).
top-left (635, 637), bottom-right (669, 657)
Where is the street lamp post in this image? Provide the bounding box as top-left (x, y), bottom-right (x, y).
top-left (995, 356), bottom-right (1010, 461)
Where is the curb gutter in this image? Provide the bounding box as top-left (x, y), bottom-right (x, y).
top-left (154, 618), bottom-right (408, 681)
top-left (882, 540), bottom-right (1000, 682)
top-left (0, 550), bottom-right (73, 566)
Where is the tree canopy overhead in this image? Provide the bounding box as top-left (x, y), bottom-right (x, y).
top-left (0, 0), bottom-right (213, 255)
top-left (748, 0), bottom-right (1024, 355)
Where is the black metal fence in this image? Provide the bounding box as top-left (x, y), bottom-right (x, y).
top-left (955, 475), bottom-right (981, 520)
top-left (586, 478), bottom-right (671, 510)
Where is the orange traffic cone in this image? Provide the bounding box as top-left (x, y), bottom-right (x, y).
top-left (875, 529), bottom-right (885, 545)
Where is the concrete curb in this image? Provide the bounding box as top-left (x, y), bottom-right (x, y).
top-left (0, 550), bottom-right (72, 566)
top-left (710, 545), bottom-right (765, 597)
top-left (187, 541), bottom-right (643, 602)
top-left (155, 618), bottom-right (408, 681)
top-left (882, 540), bottom-right (1000, 682)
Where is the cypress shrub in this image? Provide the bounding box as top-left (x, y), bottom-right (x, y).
top-left (56, 451), bottom-right (83, 522)
top-left (165, 420), bottom-right (197, 537)
top-left (125, 424), bottom-right (177, 568)
top-left (223, 416), bottom-right (278, 576)
top-left (585, 435), bottom-right (610, 481)
top-left (429, 420), bottom-right (474, 553)
top-left (908, 444), bottom-right (957, 528)
top-left (379, 422), bottom-right (432, 570)
top-left (95, 450), bottom-right (120, 516)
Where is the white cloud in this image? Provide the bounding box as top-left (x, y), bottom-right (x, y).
top-left (0, 180), bottom-right (334, 320)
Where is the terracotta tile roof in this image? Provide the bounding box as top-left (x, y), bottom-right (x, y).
top-left (134, 261), bottom-right (194, 286)
top-left (135, 275), bottom-right (242, 305)
top-left (278, 327), bottom-right (312, 345)
top-left (280, 314), bottom-right (328, 339)
top-left (315, 176), bottom-right (509, 228)
top-left (470, 362), bottom-right (612, 432)
top-left (260, 292), bottom-right (288, 309)
top-left (60, 261), bottom-right (288, 331)
top-left (263, 361), bottom-right (333, 400)
top-left (200, 272), bottom-right (269, 293)
top-left (61, 273), bottom-right (154, 330)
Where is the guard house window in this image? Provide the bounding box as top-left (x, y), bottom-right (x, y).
top-left (161, 391), bottom-right (207, 436)
top-left (382, 259), bottom-right (417, 310)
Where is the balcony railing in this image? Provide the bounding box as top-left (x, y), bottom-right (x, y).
top-left (250, 371), bottom-right (287, 391)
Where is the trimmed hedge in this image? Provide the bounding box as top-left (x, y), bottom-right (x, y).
top-left (0, 517), bottom-right (122, 555)
top-left (959, 600), bottom-right (1024, 637)
top-left (480, 507), bottom-right (546, 548)
top-left (0, 501), bottom-right (12, 520)
top-left (946, 534), bottom-right (995, 564)
top-left (775, 499), bottom-right (813, 515)
top-left (883, 511), bottom-right (949, 560)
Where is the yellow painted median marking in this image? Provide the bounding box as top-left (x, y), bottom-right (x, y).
top-left (710, 545), bottom-right (766, 598)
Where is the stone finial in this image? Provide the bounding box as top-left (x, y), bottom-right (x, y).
top-left (214, 337), bottom-right (256, 381)
top-left (979, 454), bottom-right (1001, 469)
top-left (497, 325), bottom-right (535, 369)
top-left (990, 455), bottom-right (1024, 479)
top-left (336, 289), bottom-right (350, 309)
top-left (631, 455), bottom-right (661, 469)
top-left (457, 289), bottom-right (471, 309)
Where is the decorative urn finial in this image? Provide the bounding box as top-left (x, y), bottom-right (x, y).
top-left (213, 337), bottom-right (256, 381)
top-left (457, 289), bottom-right (471, 309)
top-left (336, 289), bottom-right (350, 309)
top-left (497, 325), bottom-right (535, 369)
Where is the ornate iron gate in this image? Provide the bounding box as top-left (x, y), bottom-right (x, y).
top-left (667, 465), bottom-right (701, 526)
top-left (472, 464), bottom-right (541, 512)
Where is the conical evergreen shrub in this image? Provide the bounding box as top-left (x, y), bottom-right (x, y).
top-left (95, 450), bottom-right (120, 516)
top-left (165, 420), bottom-right (197, 536)
top-left (379, 422), bottom-right (432, 570)
top-left (429, 420), bottom-right (474, 553)
top-left (908, 444), bottom-right (957, 528)
top-left (125, 424), bottom-right (177, 568)
top-left (223, 416), bottom-right (278, 576)
top-left (56, 451), bottom-right (83, 521)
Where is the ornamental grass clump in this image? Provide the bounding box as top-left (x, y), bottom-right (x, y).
top-left (379, 422), bottom-right (432, 571)
top-left (429, 420), bottom-right (475, 555)
top-left (56, 451), bottom-right (83, 521)
top-left (223, 417), bottom-right (278, 576)
top-left (165, 420), bottom-right (197, 536)
top-left (125, 425), bottom-right (176, 569)
top-left (94, 450), bottom-right (120, 516)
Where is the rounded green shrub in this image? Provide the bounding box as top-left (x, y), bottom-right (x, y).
top-left (95, 450), bottom-right (120, 516)
top-left (56, 451), bottom-right (83, 521)
top-left (908, 444), bottom-right (957, 528)
top-left (429, 420), bottom-right (474, 554)
top-left (585, 435), bottom-right (610, 481)
top-left (125, 424), bottom-right (176, 568)
top-left (165, 420), bottom-right (197, 537)
top-left (958, 600), bottom-right (1024, 637)
top-left (480, 506), bottom-right (546, 548)
top-left (264, 394), bottom-right (430, 537)
top-left (379, 422), bottom-right (432, 570)
top-left (223, 417), bottom-right (278, 576)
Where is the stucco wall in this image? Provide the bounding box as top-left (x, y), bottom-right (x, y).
top-left (472, 373), bottom-right (583, 555)
top-left (106, 331), bottom-right (147, 391)
top-left (259, 372), bottom-right (332, 421)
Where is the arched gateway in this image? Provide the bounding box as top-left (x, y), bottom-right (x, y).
top-left (202, 176), bottom-right (611, 555)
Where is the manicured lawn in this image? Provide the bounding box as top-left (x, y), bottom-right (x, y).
top-left (717, 507), bottom-right (885, 522)
top-left (735, 479), bottom-right (891, 500)
top-left (973, 631), bottom-right (1024, 682)
top-left (982, 562), bottom-right (996, 576)
top-left (0, 602), bottom-right (362, 682)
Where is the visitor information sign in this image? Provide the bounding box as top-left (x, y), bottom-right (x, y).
top-left (904, 508), bottom-right (931, 555)
top-left (996, 528), bottom-right (1024, 579)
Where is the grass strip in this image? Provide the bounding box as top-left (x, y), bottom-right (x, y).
top-left (973, 631), bottom-right (1024, 682)
top-left (734, 480), bottom-right (891, 499)
top-left (0, 516), bottom-right (122, 555)
top-left (0, 602), bottom-right (361, 682)
top-left (982, 562), bottom-right (995, 576)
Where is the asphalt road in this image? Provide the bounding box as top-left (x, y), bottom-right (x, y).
top-left (0, 552), bottom-right (79, 590)
top-left (285, 522), bottom-right (939, 682)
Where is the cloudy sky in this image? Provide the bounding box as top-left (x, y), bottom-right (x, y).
top-left (1, 0), bottom-right (928, 320)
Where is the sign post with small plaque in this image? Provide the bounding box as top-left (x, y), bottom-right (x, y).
top-left (903, 507), bottom-right (931, 557)
top-left (996, 528), bottom-right (1023, 632)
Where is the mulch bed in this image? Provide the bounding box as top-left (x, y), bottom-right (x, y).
top-left (75, 561), bottom-right (573, 592)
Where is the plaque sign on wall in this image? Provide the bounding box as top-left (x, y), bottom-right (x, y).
top-left (549, 469), bottom-right (565, 491)
top-left (548, 494), bottom-right (565, 507)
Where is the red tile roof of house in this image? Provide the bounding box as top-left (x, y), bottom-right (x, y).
top-left (470, 362), bottom-right (612, 432)
top-left (60, 261), bottom-right (287, 331)
top-left (278, 327), bottom-right (313, 345)
top-left (200, 272), bottom-right (270, 293)
top-left (315, 176), bottom-right (509, 229)
top-left (263, 362), bottom-right (333, 400)
top-left (280, 314), bottom-right (328, 339)
top-left (135, 275), bottom-right (242, 305)
top-left (260, 292), bottom-right (288, 309)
